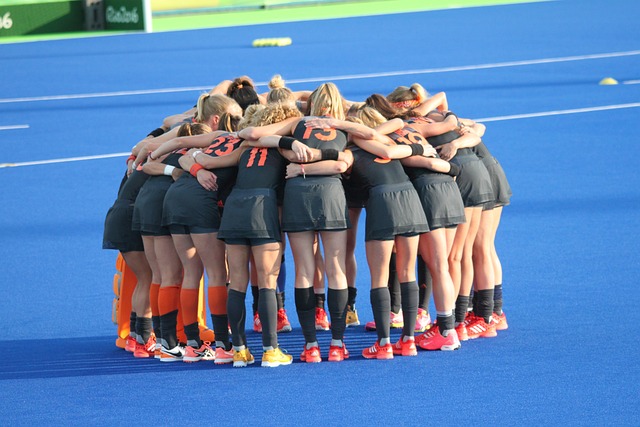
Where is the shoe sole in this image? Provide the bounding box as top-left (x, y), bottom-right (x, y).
top-left (183, 357), bottom-right (202, 363)
top-left (233, 360), bottom-right (255, 368)
top-left (262, 359), bottom-right (293, 367)
top-left (160, 356), bottom-right (183, 362)
top-left (277, 325), bottom-right (292, 333)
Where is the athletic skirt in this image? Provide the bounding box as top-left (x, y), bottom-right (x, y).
top-left (365, 181), bottom-right (429, 241)
top-left (131, 176), bottom-right (173, 236)
top-left (282, 175), bottom-right (350, 232)
top-left (103, 200), bottom-right (144, 252)
top-left (218, 188), bottom-right (282, 241)
top-left (451, 149), bottom-right (494, 208)
top-left (162, 174), bottom-right (221, 231)
top-left (482, 156), bottom-right (512, 210)
top-left (343, 177), bottom-right (367, 209)
top-left (412, 173), bottom-right (466, 230)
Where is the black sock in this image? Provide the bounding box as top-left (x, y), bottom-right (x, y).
top-left (389, 253), bottom-right (401, 313)
top-left (251, 285), bottom-right (260, 315)
top-left (417, 256), bottom-right (432, 311)
top-left (276, 291), bottom-right (285, 311)
top-left (295, 287), bottom-right (317, 344)
top-left (259, 288), bottom-right (278, 349)
top-left (400, 281), bottom-right (419, 337)
top-left (151, 315), bottom-right (161, 342)
top-left (315, 291), bottom-right (326, 309)
top-left (437, 313), bottom-right (455, 332)
top-left (474, 289), bottom-right (495, 323)
top-left (129, 312), bottom-right (137, 338)
top-left (493, 284), bottom-right (503, 315)
top-left (371, 287), bottom-right (391, 341)
top-left (135, 316), bottom-right (152, 344)
top-left (347, 286), bottom-right (357, 309)
top-left (227, 289), bottom-right (247, 347)
top-left (327, 288), bottom-right (348, 342)
top-left (183, 322), bottom-right (200, 347)
top-left (469, 288), bottom-right (476, 312)
top-left (210, 313), bottom-right (231, 349)
top-left (455, 295), bottom-right (470, 324)
top-left (159, 310), bottom-right (178, 349)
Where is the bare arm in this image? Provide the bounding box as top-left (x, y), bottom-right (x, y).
top-left (412, 91), bottom-right (449, 116)
top-left (237, 117), bottom-right (300, 140)
top-left (150, 131), bottom-right (227, 160)
top-left (375, 118), bottom-right (404, 135)
top-left (193, 144), bottom-right (247, 169)
top-left (179, 152), bottom-right (218, 191)
top-left (304, 117), bottom-right (377, 140)
top-left (436, 132), bottom-right (481, 161)
top-left (400, 156), bottom-right (454, 174)
top-left (131, 127), bottom-right (180, 156)
top-left (286, 150), bottom-right (354, 178)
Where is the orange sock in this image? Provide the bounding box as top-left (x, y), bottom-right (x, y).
top-left (181, 288), bottom-right (200, 326)
top-left (158, 284), bottom-right (181, 316)
top-left (208, 285), bottom-right (228, 315)
top-left (149, 283), bottom-right (161, 317)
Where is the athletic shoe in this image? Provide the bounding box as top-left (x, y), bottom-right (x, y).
top-left (346, 305), bottom-right (360, 327)
top-left (133, 335), bottom-right (156, 358)
top-left (154, 342), bottom-right (161, 359)
top-left (328, 344), bottom-right (350, 362)
top-left (315, 307), bottom-right (331, 331)
top-left (160, 344), bottom-right (185, 362)
top-left (199, 326), bottom-right (215, 343)
top-left (214, 347), bottom-right (234, 364)
top-left (414, 308), bottom-right (431, 332)
top-left (392, 336), bottom-right (418, 356)
top-left (262, 347), bottom-right (293, 368)
top-left (362, 341), bottom-right (394, 360)
top-left (233, 348), bottom-right (255, 368)
top-left (183, 342), bottom-right (215, 363)
top-left (300, 345), bottom-right (322, 363)
top-left (455, 323), bottom-right (469, 341)
top-left (493, 312), bottom-right (509, 330)
top-left (418, 327), bottom-right (461, 351)
top-left (466, 316), bottom-right (498, 339)
top-left (125, 336), bottom-right (137, 353)
top-left (253, 313), bottom-right (262, 333)
top-left (365, 310), bottom-right (404, 331)
top-left (277, 309), bottom-right (292, 333)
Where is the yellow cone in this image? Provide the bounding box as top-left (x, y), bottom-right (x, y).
top-left (252, 37), bottom-right (292, 48)
top-left (599, 77), bottom-right (618, 85)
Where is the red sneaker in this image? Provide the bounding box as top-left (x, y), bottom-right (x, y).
top-left (466, 316), bottom-right (498, 339)
top-left (315, 308), bottom-right (330, 331)
top-left (416, 323), bottom-right (439, 348)
top-left (417, 327), bottom-right (460, 351)
top-left (277, 309), bottom-right (292, 333)
top-left (214, 347), bottom-right (234, 364)
top-left (493, 312), bottom-right (509, 330)
top-left (392, 337), bottom-right (417, 356)
top-left (125, 336), bottom-right (137, 353)
top-left (415, 308), bottom-right (431, 333)
top-left (183, 342), bottom-right (215, 363)
top-left (362, 341), bottom-right (394, 360)
top-left (300, 345), bottom-right (322, 363)
top-left (455, 323), bottom-right (469, 341)
top-left (328, 344), bottom-right (349, 362)
top-left (253, 312), bottom-right (262, 333)
top-left (133, 335), bottom-right (156, 358)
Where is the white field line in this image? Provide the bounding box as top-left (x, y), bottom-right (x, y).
top-left (0, 124), bottom-right (29, 131)
top-left (2, 102), bottom-right (639, 168)
top-left (623, 80), bottom-right (640, 84)
top-left (0, 50), bottom-right (638, 105)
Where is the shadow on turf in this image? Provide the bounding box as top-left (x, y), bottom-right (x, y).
top-left (0, 325), bottom-right (409, 380)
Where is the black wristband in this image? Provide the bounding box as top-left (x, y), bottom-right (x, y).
top-left (447, 163), bottom-right (461, 177)
top-left (444, 111), bottom-right (458, 120)
top-left (147, 127), bottom-right (165, 138)
top-left (409, 143), bottom-right (424, 156)
top-left (278, 136), bottom-right (296, 150)
top-left (321, 148), bottom-right (339, 161)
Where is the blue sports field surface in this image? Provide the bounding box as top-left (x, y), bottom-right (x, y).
top-left (1, 0), bottom-right (639, 424)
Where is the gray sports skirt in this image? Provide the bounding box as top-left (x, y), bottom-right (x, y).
top-left (282, 175), bottom-right (350, 232)
top-left (218, 188), bottom-right (282, 241)
top-left (451, 149), bottom-right (494, 208)
top-left (103, 200), bottom-right (144, 252)
top-left (365, 181), bottom-right (429, 241)
top-left (412, 174), bottom-right (466, 230)
top-left (481, 156), bottom-right (512, 210)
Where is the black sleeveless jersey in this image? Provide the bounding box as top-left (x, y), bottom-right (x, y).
top-left (235, 147), bottom-right (287, 192)
top-left (349, 147), bottom-right (410, 192)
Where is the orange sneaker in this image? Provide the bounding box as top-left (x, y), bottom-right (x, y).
top-left (253, 312), bottom-right (262, 333)
top-left (183, 342), bottom-right (215, 363)
top-left (493, 312), bottom-right (509, 330)
top-left (455, 323), bottom-right (469, 341)
top-left (315, 307), bottom-right (331, 331)
top-left (277, 309), bottom-right (292, 333)
top-left (300, 345), bottom-right (322, 363)
top-left (392, 337), bottom-right (417, 356)
top-left (133, 335), bottom-right (156, 358)
top-left (214, 347), bottom-right (234, 364)
top-left (466, 316), bottom-right (498, 339)
top-left (362, 341), bottom-right (394, 360)
top-left (125, 336), bottom-right (137, 353)
top-left (328, 344), bottom-right (349, 362)
top-left (417, 327), bottom-right (460, 351)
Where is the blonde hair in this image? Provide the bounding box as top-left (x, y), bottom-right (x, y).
top-left (386, 83), bottom-right (429, 109)
top-left (355, 106), bottom-right (387, 129)
top-left (256, 101), bottom-right (302, 127)
top-left (266, 74), bottom-right (295, 105)
top-left (176, 122), bottom-right (212, 137)
top-left (238, 104), bottom-right (267, 130)
top-left (195, 93), bottom-right (240, 124)
top-left (309, 82), bottom-right (345, 120)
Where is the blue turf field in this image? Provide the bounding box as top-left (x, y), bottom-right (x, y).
top-left (1, 0), bottom-right (639, 424)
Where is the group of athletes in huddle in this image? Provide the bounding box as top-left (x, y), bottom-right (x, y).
top-left (103, 74), bottom-right (511, 367)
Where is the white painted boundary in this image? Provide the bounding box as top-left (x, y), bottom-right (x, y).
top-left (0, 49), bottom-right (638, 105)
top-left (2, 102), bottom-right (638, 168)
top-left (0, 125), bottom-right (29, 131)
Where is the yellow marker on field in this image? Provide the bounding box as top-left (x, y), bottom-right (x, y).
top-left (599, 77), bottom-right (619, 85)
top-left (252, 37), bottom-right (292, 47)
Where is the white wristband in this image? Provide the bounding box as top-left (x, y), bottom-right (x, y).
top-left (192, 150), bottom-right (203, 159)
top-left (163, 165), bottom-right (176, 176)
top-left (131, 161), bottom-right (137, 169)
